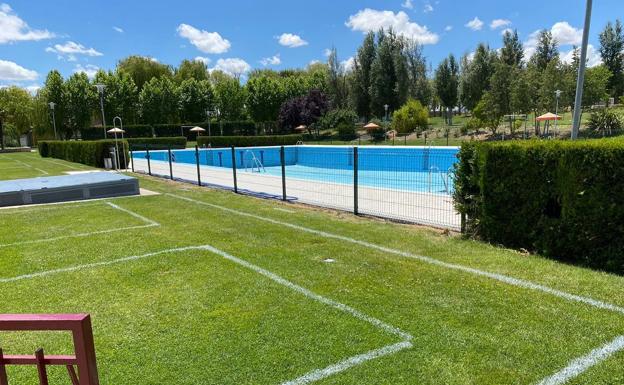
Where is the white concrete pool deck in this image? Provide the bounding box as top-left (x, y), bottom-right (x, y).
top-left (131, 159), bottom-right (460, 230)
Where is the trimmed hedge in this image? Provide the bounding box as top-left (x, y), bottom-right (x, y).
top-left (197, 135), bottom-right (303, 148)
top-left (126, 137), bottom-right (187, 150)
top-left (454, 139), bottom-right (624, 273)
top-left (38, 140), bottom-right (129, 168)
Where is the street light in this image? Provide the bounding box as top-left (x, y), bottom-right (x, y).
top-left (384, 104), bottom-right (389, 122)
top-left (571, 0), bottom-right (593, 139)
top-left (554, 90), bottom-right (562, 138)
top-left (205, 109), bottom-right (213, 137)
top-left (95, 83), bottom-right (106, 138)
top-left (48, 102), bottom-right (57, 140)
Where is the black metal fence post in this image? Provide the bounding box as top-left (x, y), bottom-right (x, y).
top-left (353, 146), bottom-right (359, 215)
top-left (231, 145), bottom-right (238, 193)
top-left (167, 146), bottom-right (173, 180)
top-left (195, 145), bottom-right (202, 186)
top-left (130, 147), bottom-right (134, 172)
top-left (280, 146), bottom-right (286, 201)
top-left (146, 146), bottom-right (152, 176)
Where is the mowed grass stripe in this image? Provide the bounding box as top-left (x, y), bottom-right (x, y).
top-left (1, 247), bottom-right (399, 385)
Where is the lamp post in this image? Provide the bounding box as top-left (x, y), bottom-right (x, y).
top-left (571, 0), bottom-right (593, 139)
top-left (205, 109), bottom-right (213, 137)
top-left (554, 90), bottom-right (562, 138)
top-left (384, 104), bottom-right (389, 122)
top-left (48, 102), bottom-right (58, 140)
top-left (113, 117), bottom-right (125, 170)
top-left (95, 84), bottom-right (106, 138)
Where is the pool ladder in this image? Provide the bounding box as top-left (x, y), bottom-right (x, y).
top-left (244, 150), bottom-right (265, 173)
top-left (428, 166), bottom-right (454, 194)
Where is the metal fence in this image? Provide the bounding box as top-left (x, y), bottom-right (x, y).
top-left (130, 145), bottom-right (461, 230)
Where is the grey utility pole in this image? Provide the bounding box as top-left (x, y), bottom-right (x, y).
top-left (571, 0), bottom-right (593, 140)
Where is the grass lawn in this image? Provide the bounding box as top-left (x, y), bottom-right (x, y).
top-left (1, 152), bottom-right (624, 384)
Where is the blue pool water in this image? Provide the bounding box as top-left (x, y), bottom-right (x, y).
top-left (132, 145), bottom-right (459, 194)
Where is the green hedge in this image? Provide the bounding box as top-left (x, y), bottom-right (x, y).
top-left (38, 140), bottom-right (129, 168)
top-left (80, 120), bottom-right (258, 140)
top-left (454, 139), bottom-right (624, 273)
top-left (197, 135), bottom-right (303, 148)
top-left (127, 137), bottom-right (187, 150)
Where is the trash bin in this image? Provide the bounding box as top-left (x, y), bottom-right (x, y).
top-left (104, 158), bottom-right (112, 169)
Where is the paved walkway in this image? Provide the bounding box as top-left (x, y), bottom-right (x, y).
top-left (131, 159), bottom-right (460, 230)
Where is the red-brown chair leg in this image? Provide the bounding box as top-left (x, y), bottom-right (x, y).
top-left (66, 365), bottom-right (80, 385)
top-left (34, 349), bottom-right (48, 385)
top-left (0, 348), bottom-right (8, 385)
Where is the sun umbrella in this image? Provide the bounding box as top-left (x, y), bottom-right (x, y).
top-left (536, 112), bottom-right (562, 121)
top-left (363, 122), bottom-right (381, 129)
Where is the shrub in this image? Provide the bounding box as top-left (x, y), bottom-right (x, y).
top-left (126, 137), bottom-right (187, 150)
top-left (391, 99), bottom-right (429, 134)
top-left (38, 140), bottom-right (129, 168)
top-left (454, 139), bottom-right (624, 273)
top-left (587, 109), bottom-right (623, 133)
top-left (319, 109), bottom-right (358, 130)
top-left (336, 123), bottom-right (356, 141)
top-left (197, 135), bottom-right (303, 148)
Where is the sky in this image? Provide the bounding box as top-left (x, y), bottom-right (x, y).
top-left (0, 0), bottom-right (621, 92)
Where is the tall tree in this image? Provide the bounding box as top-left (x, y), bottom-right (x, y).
top-left (352, 31), bottom-right (376, 120)
top-left (139, 77), bottom-right (180, 125)
top-left (489, 62), bottom-right (514, 117)
top-left (0, 86), bottom-right (33, 143)
top-left (93, 70), bottom-right (139, 125)
top-left (246, 75), bottom-right (286, 123)
top-left (532, 30), bottom-right (559, 71)
top-left (43, 70), bottom-right (66, 137)
top-left (178, 78), bottom-right (214, 122)
top-left (501, 29), bottom-right (524, 67)
top-left (327, 47), bottom-right (349, 108)
top-left (599, 20), bottom-right (624, 97)
top-left (404, 41), bottom-right (431, 106)
top-left (117, 55), bottom-right (172, 91)
top-left (434, 54), bottom-right (459, 125)
top-left (212, 72), bottom-right (246, 121)
top-left (460, 44), bottom-right (495, 111)
top-left (175, 59), bottom-right (209, 83)
top-left (64, 72), bottom-right (96, 138)
top-left (370, 30), bottom-right (407, 118)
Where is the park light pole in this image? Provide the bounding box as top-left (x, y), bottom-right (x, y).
top-left (205, 109), bottom-right (213, 137)
top-left (554, 90), bottom-right (562, 138)
top-left (384, 104), bottom-right (389, 122)
top-left (0, 108), bottom-right (5, 150)
top-left (95, 83), bottom-right (107, 138)
top-left (48, 102), bottom-right (58, 140)
top-left (571, 0), bottom-right (593, 139)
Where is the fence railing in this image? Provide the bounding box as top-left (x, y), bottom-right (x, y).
top-left (130, 144), bottom-right (461, 230)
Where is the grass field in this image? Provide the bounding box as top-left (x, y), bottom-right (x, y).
top-left (1, 152), bottom-right (624, 384)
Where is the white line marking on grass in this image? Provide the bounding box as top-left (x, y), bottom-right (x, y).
top-left (37, 157), bottom-right (83, 170)
top-left (167, 193), bottom-right (624, 384)
top-left (0, 202), bottom-right (159, 248)
top-left (0, 244), bottom-right (414, 384)
top-left (7, 158), bottom-right (49, 175)
top-left (536, 336), bottom-right (624, 385)
top-left (166, 193), bottom-right (624, 316)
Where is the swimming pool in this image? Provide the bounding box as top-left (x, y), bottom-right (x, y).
top-left (132, 145), bottom-right (459, 194)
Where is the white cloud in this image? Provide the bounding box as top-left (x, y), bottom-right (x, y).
top-left (260, 54), bottom-right (281, 66)
top-left (490, 19), bottom-right (511, 30)
top-left (73, 64), bottom-right (99, 79)
top-left (341, 56), bottom-right (355, 72)
top-left (277, 33), bottom-right (308, 48)
top-left (113, 26), bottom-right (124, 33)
top-left (346, 9), bottom-right (439, 45)
top-left (401, 0), bottom-right (414, 9)
top-left (25, 84), bottom-right (40, 94)
top-left (551, 21), bottom-right (582, 45)
top-left (194, 56), bottom-right (211, 65)
top-left (0, 3), bottom-right (54, 44)
top-left (323, 48), bottom-right (332, 57)
top-left (211, 58), bottom-right (251, 78)
top-left (309, 60), bottom-right (321, 66)
top-left (561, 44), bottom-right (602, 67)
top-left (177, 23), bottom-right (231, 54)
top-left (465, 17), bottom-right (484, 31)
top-left (0, 59), bottom-right (37, 81)
top-left (45, 41), bottom-right (103, 59)
top-left (444, 25), bottom-right (453, 32)
top-left (423, 3), bottom-right (434, 13)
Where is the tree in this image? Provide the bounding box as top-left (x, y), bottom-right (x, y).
top-left (212, 72), bottom-right (246, 121)
top-left (599, 20), bottom-right (624, 97)
top-left (175, 59), bottom-right (209, 83)
top-left (489, 62), bottom-right (514, 117)
top-left (0, 86), bottom-right (33, 144)
top-left (139, 77), bottom-right (180, 125)
top-left (178, 79), bottom-right (214, 122)
top-left (64, 72), bottom-right (96, 138)
top-left (582, 65), bottom-right (612, 107)
top-left (391, 99), bottom-right (429, 134)
top-left (246, 75), bottom-right (285, 124)
top-left (460, 44), bottom-right (495, 111)
top-left (43, 70), bottom-right (66, 137)
top-left (327, 47), bottom-right (349, 108)
top-left (352, 31), bottom-right (376, 120)
top-left (473, 92), bottom-right (503, 135)
top-left (278, 89), bottom-right (329, 133)
top-left (369, 30), bottom-right (408, 118)
top-left (117, 55), bottom-right (172, 91)
top-left (93, 70), bottom-right (139, 125)
top-left (404, 40), bottom-right (431, 106)
top-left (501, 29), bottom-right (524, 67)
top-left (532, 30), bottom-right (559, 71)
top-left (510, 69), bottom-right (533, 115)
top-left (434, 54), bottom-right (459, 125)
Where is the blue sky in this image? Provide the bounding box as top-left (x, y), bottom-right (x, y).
top-left (0, 0), bottom-right (621, 91)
